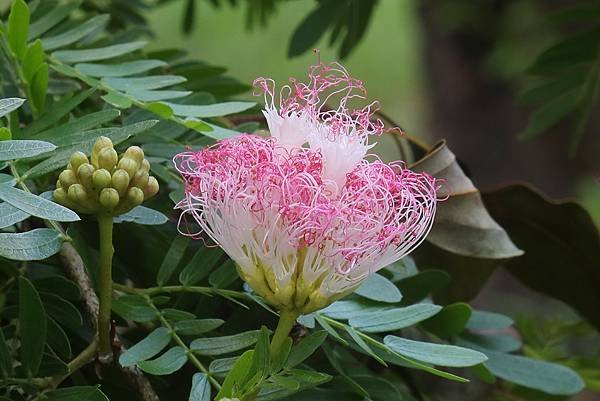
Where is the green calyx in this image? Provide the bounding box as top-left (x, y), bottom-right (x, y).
top-left (53, 136), bottom-right (160, 216)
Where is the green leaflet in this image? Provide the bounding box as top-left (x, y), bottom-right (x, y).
top-left (0, 229), bottom-right (63, 260)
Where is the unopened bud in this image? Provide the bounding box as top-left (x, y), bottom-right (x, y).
top-left (59, 169), bottom-right (77, 188)
top-left (144, 176), bottom-right (159, 199)
top-left (91, 136), bottom-right (113, 167)
top-left (98, 147), bottom-right (118, 171)
top-left (124, 146), bottom-right (144, 164)
top-left (67, 184), bottom-right (88, 204)
top-left (127, 187), bottom-right (144, 207)
top-left (141, 159), bottom-right (151, 172)
top-left (131, 170), bottom-right (149, 189)
top-left (70, 151), bottom-right (89, 171)
top-left (111, 169), bottom-right (130, 196)
top-left (53, 187), bottom-right (69, 205)
top-left (77, 163), bottom-right (95, 189)
top-left (92, 169), bottom-right (112, 190)
top-left (117, 157), bottom-right (138, 179)
top-left (99, 188), bottom-right (120, 209)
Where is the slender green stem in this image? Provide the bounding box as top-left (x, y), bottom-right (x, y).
top-left (113, 282), bottom-right (247, 299)
top-left (51, 338), bottom-right (99, 387)
top-left (270, 309), bottom-right (299, 355)
top-left (97, 215), bottom-right (114, 357)
top-left (143, 295), bottom-right (222, 391)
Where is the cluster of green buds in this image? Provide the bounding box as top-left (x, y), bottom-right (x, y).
top-left (53, 136), bottom-right (159, 216)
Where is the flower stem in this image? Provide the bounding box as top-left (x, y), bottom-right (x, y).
top-left (97, 215), bottom-right (114, 357)
top-left (270, 310), bottom-right (298, 355)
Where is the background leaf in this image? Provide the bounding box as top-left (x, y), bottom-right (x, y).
top-left (0, 228), bottom-right (63, 260)
top-left (19, 276), bottom-right (47, 377)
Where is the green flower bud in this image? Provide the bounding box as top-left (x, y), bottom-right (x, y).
top-left (53, 187), bottom-right (69, 206)
top-left (77, 163), bottom-right (95, 190)
top-left (117, 157), bottom-right (138, 179)
top-left (67, 183), bottom-right (88, 204)
top-left (92, 169), bottom-right (112, 190)
top-left (141, 159), bottom-right (151, 172)
top-left (99, 188), bottom-right (120, 209)
top-left (59, 169), bottom-right (77, 188)
top-left (69, 151), bottom-right (89, 171)
top-left (127, 187), bottom-right (144, 207)
top-left (144, 176), bottom-right (159, 199)
top-left (111, 169), bottom-right (130, 196)
top-left (91, 136), bottom-right (113, 167)
top-left (131, 170), bottom-right (149, 189)
top-left (98, 147), bottom-right (118, 171)
top-left (124, 146), bottom-right (144, 164)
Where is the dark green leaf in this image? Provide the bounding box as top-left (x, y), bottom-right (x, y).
top-left (191, 330), bottom-right (260, 355)
top-left (286, 330), bottom-right (327, 368)
top-left (0, 98), bottom-right (25, 118)
top-left (0, 202), bottom-right (30, 228)
top-left (23, 87), bottom-right (96, 136)
top-left (466, 310), bottom-right (513, 331)
top-left (521, 91), bottom-right (579, 139)
top-left (46, 316), bottom-right (72, 360)
top-left (174, 319), bottom-right (225, 335)
top-left (321, 299), bottom-right (391, 320)
top-left (104, 76), bottom-right (187, 91)
top-left (484, 185), bottom-right (600, 331)
top-left (137, 346), bottom-right (188, 375)
top-left (0, 325), bottom-right (14, 378)
top-left (421, 302), bottom-right (472, 337)
top-left (483, 350), bottom-right (584, 395)
top-left (114, 206), bottom-right (168, 225)
top-left (396, 270), bottom-right (451, 304)
top-left (0, 228), bottom-right (63, 260)
top-left (0, 185), bottom-right (79, 222)
top-left (178, 247), bottom-right (223, 285)
top-left (162, 308), bottom-right (196, 322)
top-left (457, 333), bottom-right (521, 353)
top-left (33, 275), bottom-right (80, 300)
top-left (288, 1), bottom-right (336, 57)
top-left (40, 292), bottom-right (82, 330)
top-left (164, 101), bottom-right (256, 118)
top-left (156, 236), bottom-right (190, 286)
top-left (354, 273), bottom-right (402, 303)
top-left (215, 350), bottom-right (254, 400)
top-left (53, 41), bottom-right (147, 63)
top-left (76, 60), bottom-right (167, 77)
top-left (119, 327), bottom-right (172, 367)
top-left (34, 109), bottom-right (120, 140)
top-left (208, 260), bottom-right (238, 288)
top-left (0, 140), bottom-right (56, 161)
top-left (23, 40), bottom-right (45, 84)
top-left (112, 294), bottom-right (157, 322)
top-left (31, 62), bottom-right (49, 111)
top-left (27, 1), bottom-right (80, 40)
top-left (8, 0), bottom-right (30, 60)
top-left (383, 336), bottom-right (488, 367)
top-left (42, 15), bottom-right (110, 51)
top-left (45, 386), bottom-right (109, 401)
top-left (189, 372), bottom-right (211, 401)
top-left (19, 276), bottom-right (47, 377)
top-left (349, 304), bottom-right (442, 333)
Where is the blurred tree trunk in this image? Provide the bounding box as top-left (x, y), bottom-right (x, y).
top-left (418, 0), bottom-right (598, 198)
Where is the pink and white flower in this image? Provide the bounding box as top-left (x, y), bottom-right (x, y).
top-left (174, 63), bottom-right (440, 313)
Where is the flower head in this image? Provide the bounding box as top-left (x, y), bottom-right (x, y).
top-left (174, 63), bottom-right (440, 314)
top-left (54, 136), bottom-right (159, 216)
